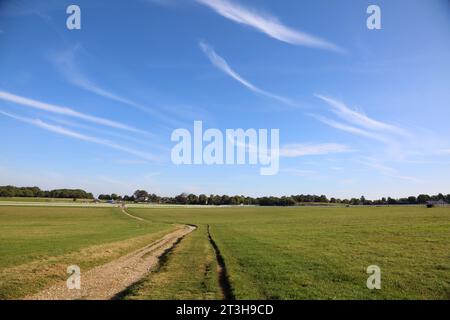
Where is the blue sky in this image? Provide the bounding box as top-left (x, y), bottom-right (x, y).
top-left (1, 0), bottom-right (450, 199)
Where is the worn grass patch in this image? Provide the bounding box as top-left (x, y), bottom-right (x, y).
top-left (124, 225), bottom-right (222, 300)
top-left (0, 206), bottom-right (174, 299)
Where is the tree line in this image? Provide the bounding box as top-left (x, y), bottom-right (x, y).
top-left (99, 190), bottom-right (450, 206)
top-left (2, 186), bottom-right (449, 206)
top-left (0, 185), bottom-right (94, 200)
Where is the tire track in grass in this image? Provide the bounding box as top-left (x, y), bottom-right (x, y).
top-left (25, 225), bottom-right (195, 300)
top-left (207, 224), bottom-right (235, 300)
top-left (111, 228), bottom-right (190, 300)
top-left (120, 205), bottom-right (145, 221)
top-left (24, 207), bottom-right (196, 300)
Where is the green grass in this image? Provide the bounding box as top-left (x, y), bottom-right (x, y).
top-left (0, 206), bottom-right (174, 298)
top-left (129, 206), bottom-right (450, 300)
top-left (124, 225), bottom-right (222, 300)
top-left (1, 205), bottom-right (449, 300)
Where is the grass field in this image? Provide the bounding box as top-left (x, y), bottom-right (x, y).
top-left (0, 206), bottom-right (175, 299)
top-left (0, 204), bottom-right (449, 300)
top-left (127, 206), bottom-right (450, 300)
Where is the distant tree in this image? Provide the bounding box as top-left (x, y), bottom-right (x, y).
top-left (134, 190), bottom-right (149, 201)
top-left (417, 194), bottom-right (430, 204)
top-left (175, 193), bottom-right (188, 204)
top-left (212, 195), bottom-right (222, 205)
top-left (198, 194), bottom-right (208, 205)
top-left (280, 196), bottom-right (295, 206)
top-left (187, 194), bottom-right (198, 205)
top-left (148, 194), bottom-right (160, 203)
top-left (98, 194), bottom-right (112, 200)
top-left (387, 197), bottom-right (397, 205)
top-left (360, 196), bottom-right (366, 205)
top-left (407, 196), bottom-right (417, 204)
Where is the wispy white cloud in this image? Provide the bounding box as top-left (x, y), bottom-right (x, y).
top-left (200, 41), bottom-right (296, 106)
top-left (280, 143), bottom-right (352, 158)
top-left (311, 95), bottom-right (418, 163)
top-left (44, 115), bottom-right (161, 148)
top-left (196, 0), bottom-right (344, 53)
top-left (52, 46), bottom-right (148, 110)
top-left (359, 159), bottom-right (420, 182)
top-left (315, 95), bottom-right (408, 136)
top-left (0, 110), bottom-right (158, 162)
top-left (0, 90), bottom-right (149, 135)
top-left (51, 45), bottom-right (191, 128)
top-left (309, 113), bottom-right (392, 144)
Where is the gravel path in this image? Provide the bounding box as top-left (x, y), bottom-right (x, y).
top-left (24, 224), bottom-right (196, 300)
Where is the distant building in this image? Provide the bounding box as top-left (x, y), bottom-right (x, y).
top-left (426, 200), bottom-right (448, 207)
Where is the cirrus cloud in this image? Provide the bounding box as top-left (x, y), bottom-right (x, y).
top-left (196, 0), bottom-right (345, 53)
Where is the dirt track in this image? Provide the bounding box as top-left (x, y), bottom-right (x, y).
top-left (25, 223), bottom-right (195, 300)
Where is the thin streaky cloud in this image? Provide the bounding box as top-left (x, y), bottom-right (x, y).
top-left (52, 45), bottom-right (190, 128)
top-left (280, 143), bottom-right (353, 158)
top-left (0, 110), bottom-right (159, 162)
top-left (359, 159), bottom-right (421, 182)
top-left (309, 113), bottom-right (392, 144)
top-left (315, 94), bottom-right (408, 136)
top-left (0, 91), bottom-right (147, 135)
top-left (196, 0), bottom-right (345, 53)
top-left (44, 116), bottom-right (166, 150)
top-left (200, 41), bottom-right (296, 106)
top-left (228, 134), bottom-right (350, 158)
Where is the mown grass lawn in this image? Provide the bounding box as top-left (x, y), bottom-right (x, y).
top-left (1, 205), bottom-right (449, 300)
top-left (0, 206), bottom-right (174, 299)
top-left (130, 206), bottom-right (450, 300)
